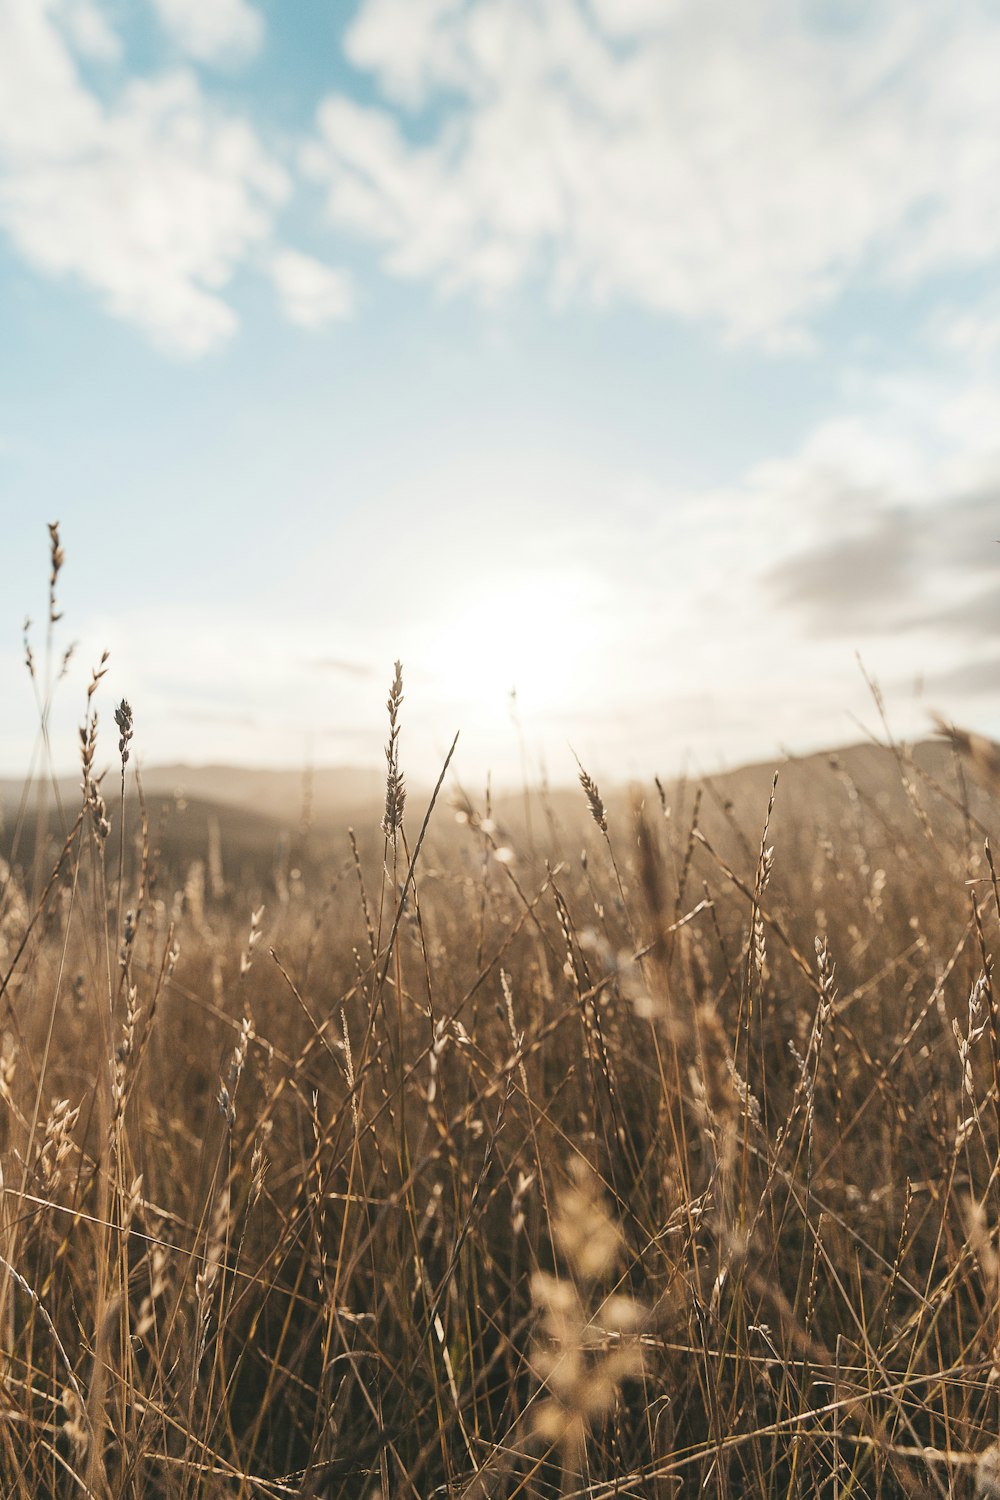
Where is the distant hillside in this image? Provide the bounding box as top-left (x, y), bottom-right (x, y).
top-left (486, 734), bottom-right (999, 878)
top-left (2, 736), bottom-right (995, 892)
top-left (0, 763), bottom-right (386, 826)
top-left (136, 763), bottom-right (386, 821)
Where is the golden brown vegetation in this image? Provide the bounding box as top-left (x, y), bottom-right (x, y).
top-left (6, 529), bottom-right (1000, 1496)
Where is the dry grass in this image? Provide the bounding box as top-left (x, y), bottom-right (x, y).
top-left (5, 535), bottom-right (1000, 1496)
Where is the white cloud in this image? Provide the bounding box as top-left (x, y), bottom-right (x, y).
top-left (270, 249), bottom-right (354, 327)
top-left (587, 0), bottom-right (683, 35)
top-left (153, 0), bottom-right (264, 65)
top-left (0, 0), bottom-right (286, 355)
top-left (54, 0), bottom-right (121, 62)
top-left (305, 0), bottom-right (1000, 345)
top-left (0, 0), bottom-right (101, 157)
top-left (932, 298), bottom-right (1000, 359)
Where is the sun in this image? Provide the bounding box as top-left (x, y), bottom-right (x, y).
top-left (416, 567), bottom-right (599, 734)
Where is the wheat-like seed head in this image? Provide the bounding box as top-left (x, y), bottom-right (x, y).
top-left (381, 660), bottom-right (407, 839)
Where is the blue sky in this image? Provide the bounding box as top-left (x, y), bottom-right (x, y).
top-left (3, 0), bottom-right (1000, 785)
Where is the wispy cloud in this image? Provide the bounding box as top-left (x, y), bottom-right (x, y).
top-left (269, 250), bottom-right (354, 328)
top-left (763, 479), bottom-right (1000, 640)
top-left (931, 297), bottom-right (1000, 359)
top-left (152, 0), bottom-right (264, 65)
top-left (0, 0), bottom-right (284, 354)
top-left (305, 656), bottom-right (375, 678)
top-left (179, 706), bottom-right (259, 727)
top-left (54, 0), bottom-right (121, 62)
top-left (303, 0), bottom-right (1000, 345)
top-left (918, 585), bottom-right (1000, 639)
top-left (764, 520), bottom-right (917, 635)
top-left (918, 658), bottom-right (1000, 697)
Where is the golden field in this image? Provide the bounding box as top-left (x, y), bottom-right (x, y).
top-left (3, 548), bottom-right (1000, 1498)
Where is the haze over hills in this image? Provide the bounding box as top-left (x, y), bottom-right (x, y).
top-left (0, 736), bottom-right (986, 823)
top-left (0, 763), bottom-right (386, 825)
top-left (2, 734), bottom-right (994, 882)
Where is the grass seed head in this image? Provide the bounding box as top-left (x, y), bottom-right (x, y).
top-left (114, 697), bottom-right (133, 765)
top-left (381, 659), bottom-right (407, 840)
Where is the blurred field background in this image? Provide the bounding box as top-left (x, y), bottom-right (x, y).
top-left (5, 538), bottom-right (1000, 1499)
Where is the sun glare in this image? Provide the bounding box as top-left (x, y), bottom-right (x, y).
top-left (418, 568), bottom-right (599, 732)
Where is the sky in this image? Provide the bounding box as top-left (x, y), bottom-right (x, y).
top-left (3, 0), bottom-right (1000, 788)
